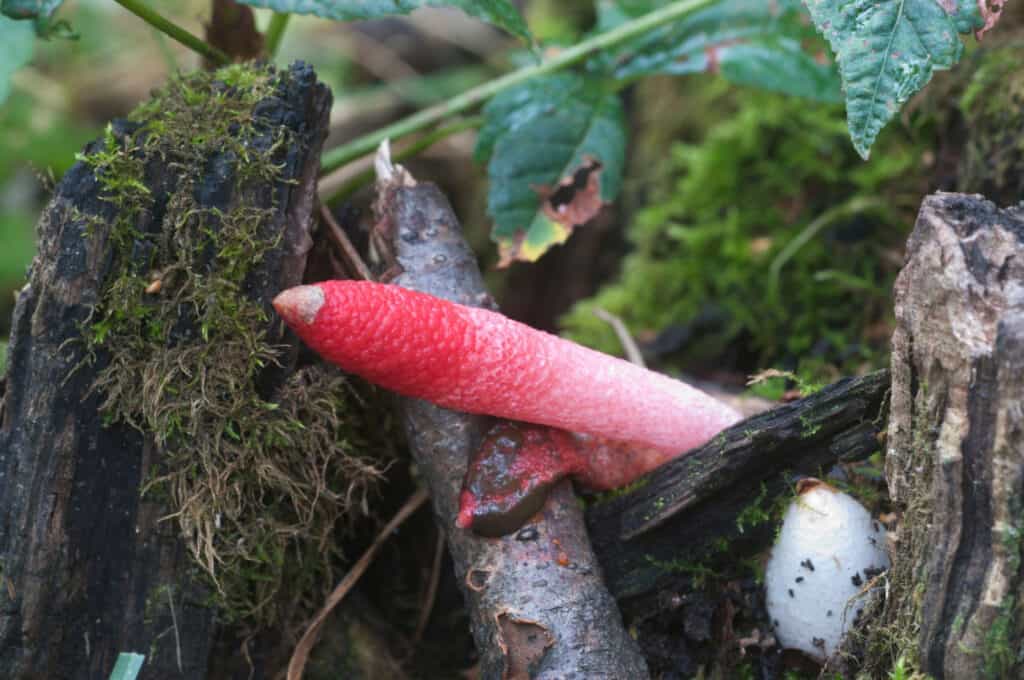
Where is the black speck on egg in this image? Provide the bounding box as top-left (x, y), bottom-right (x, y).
top-left (851, 573), bottom-right (863, 587)
top-left (795, 576), bottom-right (804, 583)
top-left (788, 589), bottom-right (795, 598)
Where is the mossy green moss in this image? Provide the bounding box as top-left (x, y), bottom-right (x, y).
top-left (644, 554), bottom-right (719, 588)
top-left (76, 64), bottom-right (392, 632)
top-left (981, 499), bottom-right (1023, 678)
top-left (735, 483), bottom-right (771, 535)
top-left (852, 385), bottom-right (936, 677)
top-left (562, 88), bottom-right (925, 380)
top-left (957, 43), bottom-right (1024, 205)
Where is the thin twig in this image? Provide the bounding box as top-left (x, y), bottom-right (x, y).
top-left (287, 487), bottom-right (430, 680)
top-left (166, 585), bottom-right (183, 674)
top-left (264, 12), bottom-right (291, 58)
top-left (149, 28), bottom-right (179, 73)
top-left (113, 0), bottom-right (230, 65)
top-left (319, 204), bottom-right (374, 281)
top-left (768, 196), bottom-right (885, 298)
top-left (593, 307), bottom-right (646, 368)
top-left (412, 530), bottom-right (446, 649)
top-left (318, 0), bottom-right (716, 174)
top-left (343, 29), bottom-right (421, 84)
top-left (321, 117), bottom-right (482, 206)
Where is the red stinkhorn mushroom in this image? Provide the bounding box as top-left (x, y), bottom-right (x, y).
top-left (274, 280), bottom-right (741, 535)
top-left (455, 422), bottom-right (675, 536)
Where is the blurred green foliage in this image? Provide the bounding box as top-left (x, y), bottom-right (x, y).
top-left (0, 212), bottom-right (34, 284)
top-left (562, 86), bottom-right (927, 380)
top-left (0, 89), bottom-right (95, 178)
top-left (0, 88), bottom-right (97, 333)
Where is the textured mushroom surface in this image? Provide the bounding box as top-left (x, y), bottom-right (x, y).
top-left (274, 280), bottom-right (741, 454)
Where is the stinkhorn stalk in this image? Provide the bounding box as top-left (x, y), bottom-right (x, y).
top-left (274, 280), bottom-right (741, 534)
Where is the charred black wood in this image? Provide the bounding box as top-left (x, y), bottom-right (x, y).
top-left (587, 369), bottom-right (889, 611)
top-left (0, 63), bottom-right (330, 680)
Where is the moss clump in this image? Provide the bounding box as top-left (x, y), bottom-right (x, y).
top-left (561, 89), bottom-right (925, 380)
top-left (981, 497), bottom-right (1023, 679)
top-left (850, 388), bottom-right (935, 678)
top-left (734, 483), bottom-right (772, 535)
top-left (957, 43), bottom-right (1024, 205)
top-left (77, 64), bottom-right (392, 632)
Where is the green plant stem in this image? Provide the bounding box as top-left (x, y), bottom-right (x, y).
top-left (768, 196), bottom-right (886, 296)
top-left (326, 116), bottom-right (483, 205)
top-left (149, 28), bottom-right (178, 73)
top-left (319, 0), bottom-right (715, 174)
top-left (114, 0), bottom-right (230, 66)
top-left (264, 12), bottom-right (291, 58)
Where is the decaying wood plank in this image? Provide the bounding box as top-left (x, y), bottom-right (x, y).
top-left (375, 160), bottom-right (649, 680)
top-left (0, 63), bottom-right (330, 680)
top-left (587, 369), bottom-right (889, 607)
top-left (883, 192), bottom-right (1024, 679)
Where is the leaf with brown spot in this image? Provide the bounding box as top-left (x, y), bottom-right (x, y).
top-left (596, 0), bottom-right (841, 104)
top-left (975, 0), bottom-right (1006, 38)
top-left (801, 0), bottom-right (984, 158)
top-left (480, 74), bottom-right (625, 266)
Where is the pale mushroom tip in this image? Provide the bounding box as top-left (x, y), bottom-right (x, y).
top-left (273, 284), bottom-right (325, 327)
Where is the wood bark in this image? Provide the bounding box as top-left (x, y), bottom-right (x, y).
top-left (374, 169), bottom-right (649, 679)
top-left (885, 192), bottom-right (1024, 679)
top-left (0, 63), bottom-right (330, 679)
top-left (585, 370), bottom-right (889, 610)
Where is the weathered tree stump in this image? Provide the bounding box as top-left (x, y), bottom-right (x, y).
top-left (0, 63), bottom-right (330, 679)
top-left (373, 161), bottom-right (649, 680)
top-left (883, 192), bottom-right (1024, 678)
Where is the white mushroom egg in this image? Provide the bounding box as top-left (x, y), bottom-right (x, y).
top-left (764, 478), bottom-right (890, 661)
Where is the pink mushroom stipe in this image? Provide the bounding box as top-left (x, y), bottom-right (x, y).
top-left (272, 280), bottom-right (741, 456)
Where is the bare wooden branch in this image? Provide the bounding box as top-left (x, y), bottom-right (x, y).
top-left (375, 173), bottom-right (649, 679)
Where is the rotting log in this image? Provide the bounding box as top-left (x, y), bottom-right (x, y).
top-left (881, 192), bottom-right (1024, 679)
top-left (0, 63), bottom-right (330, 679)
top-left (585, 369), bottom-right (889, 612)
top-left (374, 160), bottom-right (650, 679)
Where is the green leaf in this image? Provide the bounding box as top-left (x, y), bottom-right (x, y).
top-left (802, 0), bottom-right (983, 159)
top-left (1, 0), bottom-right (62, 21)
top-left (480, 74), bottom-right (625, 264)
top-left (2, 0), bottom-right (68, 37)
top-left (234, 0), bottom-right (531, 43)
top-left (474, 73), bottom-right (585, 162)
top-left (107, 653), bottom-right (145, 680)
top-left (595, 0), bottom-right (840, 103)
top-left (0, 15), bottom-right (33, 106)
